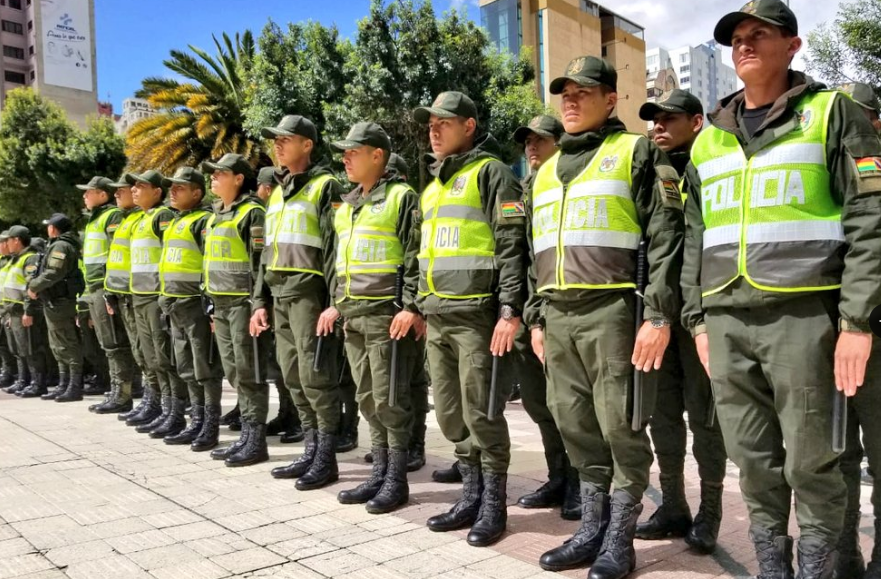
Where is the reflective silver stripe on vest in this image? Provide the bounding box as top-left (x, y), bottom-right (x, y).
top-left (696, 152), bottom-right (744, 181)
top-left (434, 205), bottom-right (487, 222)
top-left (275, 231), bottom-right (322, 248)
top-left (132, 239), bottom-right (162, 249)
top-left (567, 180), bottom-right (631, 200)
top-left (746, 220), bottom-right (844, 244)
top-left (703, 224), bottom-right (741, 249)
top-left (534, 186), bottom-right (563, 209)
top-left (561, 230), bottom-right (641, 250)
top-left (131, 263), bottom-right (160, 273)
top-left (533, 233), bottom-right (557, 254)
top-left (750, 142), bottom-right (825, 169)
top-left (113, 238), bottom-right (131, 248)
top-left (83, 255), bottom-right (108, 265)
top-left (418, 255), bottom-right (495, 271)
top-left (166, 239), bottom-right (200, 251)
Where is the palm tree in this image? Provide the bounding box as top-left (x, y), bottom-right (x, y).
top-left (126, 31), bottom-right (267, 173)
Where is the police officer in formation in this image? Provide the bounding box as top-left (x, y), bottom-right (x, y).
top-left (4, 2), bottom-right (881, 577)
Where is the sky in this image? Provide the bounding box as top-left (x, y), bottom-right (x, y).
top-left (96, 0), bottom-right (843, 112)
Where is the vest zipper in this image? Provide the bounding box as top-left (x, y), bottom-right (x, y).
top-left (556, 183), bottom-right (568, 288)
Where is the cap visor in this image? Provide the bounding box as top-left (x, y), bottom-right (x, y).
top-left (413, 106), bottom-right (458, 124)
top-left (161, 177), bottom-right (192, 187)
top-left (549, 76), bottom-right (601, 95)
top-left (513, 127), bottom-right (554, 144)
top-left (260, 127), bottom-right (294, 139)
top-left (639, 102), bottom-right (689, 120)
top-left (714, 12), bottom-right (784, 46)
top-left (123, 173), bottom-right (141, 185)
top-left (330, 140), bottom-right (365, 151)
top-left (200, 161), bottom-right (228, 174)
top-left (75, 184), bottom-right (92, 191)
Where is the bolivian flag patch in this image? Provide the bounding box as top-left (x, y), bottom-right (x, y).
top-left (857, 157), bottom-right (881, 174)
top-left (500, 201), bottom-right (526, 218)
top-left (661, 180), bottom-right (681, 200)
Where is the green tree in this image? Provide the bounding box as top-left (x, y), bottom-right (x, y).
top-left (127, 31), bottom-right (265, 173)
top-left (321, 0), bottom-right (546, 188)
top-left (806, 0), bottom-right (881, 89)
top-left (0, 89), bottom-right (126, 228)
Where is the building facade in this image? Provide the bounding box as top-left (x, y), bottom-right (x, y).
top-left (114, 97), bottom-right (154, 134)
top-left (0, 0), bottom-right (97, 127)
top-left (645, 41), bottom-right (737, 121)
top-left (479, 0), bottom-right (647, 134)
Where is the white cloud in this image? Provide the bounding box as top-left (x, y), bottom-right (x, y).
top-left (612, 0), bottom-right (841, 80)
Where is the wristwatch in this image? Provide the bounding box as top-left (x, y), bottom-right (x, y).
top-left (500, 305), bottom-right (520, 320)
top-left (650, 318), bottom-right (670, 329)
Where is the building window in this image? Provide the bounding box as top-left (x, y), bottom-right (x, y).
top-left (5, 70), bottom-right (25, 84)
top-left (28, 45), bottom-right (33, 55)
top-left (680, 53), bottom-right (688, 63)
top-left (8, 0), bottom-right (21, 9)
top-left (579, 0), bottom-right (599, 16)
top-left (680, 76), bottom-right (690, 85)
top-left (27, 19), bottom-right (32, 31)
top-left (3, 45), bottom-right (24, 59)
top-left (680, 65), bottom-right (690, 73)
top-left (2, 20), bottom-right (23, 34)
top-left (647, 55), bottom-right (658, 67)
top-left (29, 69), bottom-right (33, 81)
top-left (480, 0), bottom-right (521, 55)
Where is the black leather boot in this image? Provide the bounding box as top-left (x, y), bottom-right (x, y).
top-left (280, 420), bottom-right (305, 443)
top-left (518, 458), bottom-right (566, 509)
top-left (136, 395), bottom-right (171, 433)
top-left (228, 413), bottom-right (242, 431)
top-left (749, 526), bottom-right (795, 579)
top-left (267, 384), bottom-right (295, 436)
top-left (126, 390), bottom-right (162, 426)
top-left (149, 397), bottom-right (187, 439)
top-left (0, 362), bottom-right (14, 388)
top-left (367, 448), bottom-right (409, 514)
top-left (407, 413), bottom-right (427, 472)
top-left (19, 372), bottom-right (47, 398)
top-left (866, 520), bottom-right (881, 579)
top-left (587, 490), bottom-right (643, 579)
top-left (336, 404), bottom-right (360, 453)
top-left (89, 381), bottom-right (115, 411)
top-left (635, 475), bottom-right (693, 540)
top-left (121, 386), bottom-right (153, 422)
top-left (432, 460), bottom-right (463, 483)
top-left (191, 404), bottom-right (221, 452)
top-left (427, 462), bottom-right (482, 532)
top-left (561, 467), bottom-right (582, 520)
top-left (210, 422), bottom-right (250, 460)
top-left (540, 482), bottom-right (610, 571)
top-left (272, 428), bottom-right (317, 479)
top-left (686, 481), bottom-right (723, 554)
top-left (40, 370), bottom-right (66, 400)
top-left (165, 405), bottom-right (203, 445)
top-left (226, 423), bottom-right (269, 467)
top-left (339, 447), bottom-right (387, 504)
top-left (797, 537), bottom-right (838, 579)
top-left (867, 562), bottom-right (881, 579)
top-left (95, 381), bottom-right (132, 414)
top-left (466, 472), bottom-right (507, 546)
top-left (131, 372), bottom-right (144, 399)
top-left (55, 373), bottom-right (83, 402)
top-left (82, 370), bottom-right (108, 396)
top-left (221, 403), bottom-right (240, 426)
top-left (296, 431), bottom-right (339, 490)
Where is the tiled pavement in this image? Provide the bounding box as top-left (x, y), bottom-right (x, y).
top-left (0, 387), bottom-right (874, 579)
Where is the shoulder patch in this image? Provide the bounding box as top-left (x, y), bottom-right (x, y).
top-left (331, 202), bottom-right (342, 211)
top-left (500, 201), bottom-right (526, 218)
top-left (50, 251), bottom-right (65, 259)
top-left (159, 220), bottom-right (171, 231)
top-left (107, 224), bottom-right (119, 232)
top-left (24, 265), bottom-right (36, 274)
top-left (856, 157), bottom-right (881, 175)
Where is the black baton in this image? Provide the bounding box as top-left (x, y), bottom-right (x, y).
top-left (832, 387), bottom-right (847, 454)
top-left (389, 265), bottom-right (405, 408)
top-left (631, 240), bottom-right (648, 432)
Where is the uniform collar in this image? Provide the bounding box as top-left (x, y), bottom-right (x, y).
top-left (342, 174), bottom-right (393, 208)
top-left (559, 117), bottom-right (628, 154)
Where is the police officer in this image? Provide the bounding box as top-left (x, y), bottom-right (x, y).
top-left (0, 232), bottom-right (19, 389)
top-left (256, 165), bottom-right (304, 443)
top-left (840, 82), bottom-right (881, 133)
top-left (156, 167), bottom-right (224, 446)
top-left (682, 2), bottom-right (881, 576)
top-left (3, 227), bottom-right (49, 397)
top-left (510, 114), bottom-right (581, 520)
top-left (28, 213), bottom-right (84, 403)
top-left (76, 256), bottom-right (110, 398)
top-left (107, 178), bottom-right (149, 417)
top-left (526, 57), bottom-right (683, 579)
top-left (835, 82), bottom-right (881, 579)
top-left (203, 153), bottom-right (268, 462)
top-left (327, 122), bottom-right (421, 514)
top-left (634, 90), bottom-right (728, 554)
top-left (250, 116), bottom-right (346, 490)
top-left (123, 171), bottom-right (183, 434)
top-left (413, 91), bottom-right (527, 547)
top-left (77, 176), bottom-right (138, 414)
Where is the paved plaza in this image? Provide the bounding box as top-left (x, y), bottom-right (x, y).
top-left (0, 387), bottom-right (874, 579)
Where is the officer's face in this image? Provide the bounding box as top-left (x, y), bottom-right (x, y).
top-left (862, 108), bottom-right (881, 134)
top-left (560, 82), bottom-right (617, 134)
top-left (428, 115), bottom-right (476, 160)
top-left (274, 135), bottom-right (313, 168)
top-left (46, 225), bottom-right (59, 239)
top-left (210, 169), bottom-right (243, 199)
top-left (0, 240), bottom-right (8, 256)
top-left (114, 186), bottom-right (134, 210)
top-left (524, 133), bottom-right (557, 170)
top-left (342, 146), bottom-right (384, 185)
top-left (256, 183), bottom-right (273, 203)
top-left (131, 182), bottom-right (161, 210)
top-left (651, 112), bottom-right (703, 152)
top-left (169, 183), bottom-right (202, 211)
top-left (731, 20), bottom-right (802, 85)
top-left (6, 238), bottom-right (22, 254)
top-left (82, 188), bottom-right (108, 210)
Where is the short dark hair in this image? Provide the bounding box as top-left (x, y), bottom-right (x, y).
top-left (11, 233), bottom-right (30, 247)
